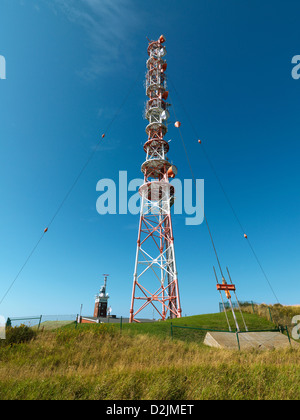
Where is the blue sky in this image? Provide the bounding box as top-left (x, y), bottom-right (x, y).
top-left (0, 0), bottom-right (300, 319)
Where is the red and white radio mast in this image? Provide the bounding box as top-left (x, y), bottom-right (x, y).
top-left (129, 35), bottom-right (182, 322)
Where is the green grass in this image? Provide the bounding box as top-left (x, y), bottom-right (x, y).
top-left (71, 311), bottom-right (276, 345)
top-left (0, 321), bottom-right (299, 400)
top-left (0, 312), bottom-right (298, 400)
top-left (33, 320), bottom-right (74, 331)
top-left (242, 304), bottom-right (300, 341)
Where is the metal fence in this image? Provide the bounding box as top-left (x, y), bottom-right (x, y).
top-left (4, 314), bottom-right (295, 350)
top-left (6, 314), bottom-right (77, 328)
top-left (170, 323), bottom-right (292, 350)
top-left (219, 301), bottom-right (258, 313)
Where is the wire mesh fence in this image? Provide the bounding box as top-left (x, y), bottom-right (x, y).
top-left (239, 303), bottom-right (300, 338)
top-left (169, 323), bottom-right (292, 350)
top-left (219, 301), bottom-right (259, 313)
top-left (4, 306), bottom-right (299, 346)
top-left (170, 323), bottom-right (228, 345)
top-left (6, 315), bottom-right (77, 329)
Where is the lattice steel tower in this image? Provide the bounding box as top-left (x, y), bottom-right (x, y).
top-left (129, 35), bottom-right (182, 323)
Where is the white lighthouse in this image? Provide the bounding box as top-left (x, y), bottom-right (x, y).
top-left (94, 274), bottom-right (109, 318)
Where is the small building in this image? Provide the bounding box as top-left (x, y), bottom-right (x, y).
top-left (78, 275), bottom-right (111, 324)
top-left (94, 275), bottom-right (109, 318)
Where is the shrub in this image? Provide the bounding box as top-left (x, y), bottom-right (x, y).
top-left (4, 324), bottom-right (37, 345)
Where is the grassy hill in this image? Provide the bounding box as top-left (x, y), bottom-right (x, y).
top-left (242, 304), bottom-right (300, 338)
top-left (119, 311), bottom-right (275, 341)
top-left (0, 312), bottom-right (298, 400)
top-left (69, 311), bottom-right (276, 345)
top-left (33, 320), bottom-right (74, 331)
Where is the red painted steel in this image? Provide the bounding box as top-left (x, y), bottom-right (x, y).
top-left (129, 36), bottom-right (182, 323)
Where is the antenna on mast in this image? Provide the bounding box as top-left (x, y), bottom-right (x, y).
top-left (129, 35), bottom-right (182, 323)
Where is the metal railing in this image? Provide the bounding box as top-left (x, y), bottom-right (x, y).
top-left (170, 323), bottom-right (292, 351)
top-left (6, 314), bottom-right (77, 328)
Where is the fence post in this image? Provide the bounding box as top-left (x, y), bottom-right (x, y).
top-left (120, 316), bottom-right (123, 333)
top-left (285, 326), bottom-right (292, 346)
top-left (38, 315), bottom-right (42, 330)
top-left (251, 301), bottom-right (255, 314)
top-left (268, 307), bottom-right (273, 323)
top-left (236, 331), bottom-right (241, 351)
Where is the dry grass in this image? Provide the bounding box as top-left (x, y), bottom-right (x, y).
top-left (242, 304), bottom-right (300, 339)
top-left (0, 325), bottom-right (299, 400)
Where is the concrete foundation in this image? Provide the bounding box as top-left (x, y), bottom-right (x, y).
top-left (204, 331), bottom-right (299, 351)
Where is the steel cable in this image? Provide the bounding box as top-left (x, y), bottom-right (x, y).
top-left (168, 76), bottom-right (280, 304)
top-left (0, 69), bottom-right (143, 307)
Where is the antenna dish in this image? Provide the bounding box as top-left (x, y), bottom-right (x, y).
top-left (161, 111), bottom-right (167, 120)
